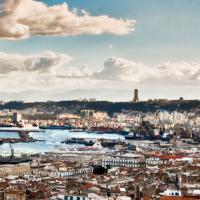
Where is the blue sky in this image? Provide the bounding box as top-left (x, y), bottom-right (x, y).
top-left (0, 0), bottom-right (199, 101)
top-left (1, 0), bottom-right (200, 66)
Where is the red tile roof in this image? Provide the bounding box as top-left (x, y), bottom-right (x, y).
top-left (159, 155), bottom-right (184, 160)
top-left (80, 183), bottom-right (95, 190)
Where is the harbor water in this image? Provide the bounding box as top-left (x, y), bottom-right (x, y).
top-left (0, 130), bottom-right (124, 155)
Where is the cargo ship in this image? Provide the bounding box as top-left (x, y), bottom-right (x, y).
top-left (39, 125), bottom-right (73, 130)
top-left (125, 133), bottom-right (170, 141)
top-left (87, 127), bottom-right (129, 135)
top-left (61, 138), bottom-right (95, 146)
top-left (0, 144), bottom-right (32, 165)
top-left (125, 121), bottom-right (170, 141)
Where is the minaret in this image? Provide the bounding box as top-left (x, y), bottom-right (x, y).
top-left (132, 89), bottom-right (139, 103)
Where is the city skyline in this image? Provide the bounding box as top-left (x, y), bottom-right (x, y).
top-left (0, 0), bottom-right (200, 101)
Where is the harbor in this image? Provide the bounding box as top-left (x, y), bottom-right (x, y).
top-left (0, 128), bottom-right (44, 144)
top-left (0, 129), bottom-right (125, 155)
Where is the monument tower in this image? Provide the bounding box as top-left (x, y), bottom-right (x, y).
top-left (132, 89), bottom-right (139, 103)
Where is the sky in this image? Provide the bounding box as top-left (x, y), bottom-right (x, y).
top-left (0, 0), bottom-right (200, 101)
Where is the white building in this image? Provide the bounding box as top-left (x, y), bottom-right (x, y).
top-left (93, 112), bottom-right (109, 121)
top-left (102, 153), bottom-right (145, 168)
top-left (116, 114), bottom-right (126, 123)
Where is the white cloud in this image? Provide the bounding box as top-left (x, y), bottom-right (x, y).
top-left (157, 62), bottom-right (200, 81)
top-left (0, 52), bottom-right (199, 100)
top-left (92, 57), bottom-right (200, 84)
top-left (0, 51), bottom-right (94, 94)
top-left (0, 0), bottom-right (135, 39)
top-left (0, 51), bottom-right (72, 74)
top-left (0, 50), bottom-right (91, 91)
top-left (57, 65), bottom-right (90, 78)
top-left (93, 57), bottom-right (155, 82)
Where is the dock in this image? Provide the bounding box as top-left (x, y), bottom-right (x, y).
top-left (0, 129), bottom-right (45, 144)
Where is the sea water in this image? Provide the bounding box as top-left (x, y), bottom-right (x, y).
top-left (0, 130), bottom-right (124, 155)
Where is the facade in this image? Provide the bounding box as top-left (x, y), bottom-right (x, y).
top-left (4, 190), bottom-right (26, 200)
top-left (81, 110), bottom-right (94, 119)
top-left (51, 168), bottom-right (93, 178)
top-left (158, 110), bottom-right (188, 124)
top-left (62, 195), bottom-right (89, 200)
top-left (93, 112), bottom-right (109, 121)
top-left (102, 154), bottom-right (145, 168)
top-left (116, 114), bottom-right (126, 123)
top-left (180, 173), bottom-right (200, 189)
top-left (12, 113), bottom-right (22, 123)
top-left (145, 155), bottom-right (162, 166)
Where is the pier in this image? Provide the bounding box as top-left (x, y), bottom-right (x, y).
top-left (0, 129), bottom-right (45, 144)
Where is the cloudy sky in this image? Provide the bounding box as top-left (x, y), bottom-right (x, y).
top-left (0, 0), bottom-right (200, 101)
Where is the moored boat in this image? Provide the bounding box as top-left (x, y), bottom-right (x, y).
top-left (39, 125), bottom-right (72, 130)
